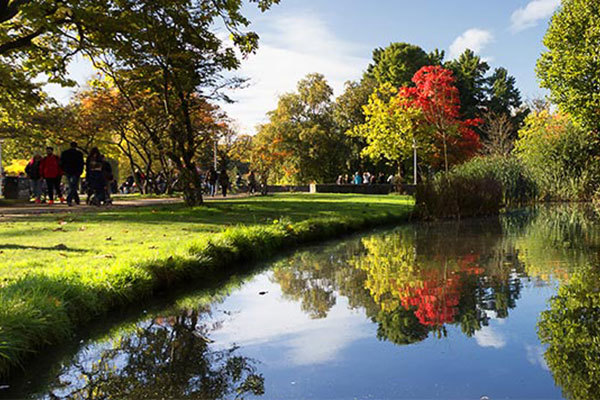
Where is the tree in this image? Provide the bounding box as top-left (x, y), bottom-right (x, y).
top-left (252, 73), bottom-right (349, 184)
top-left (446, 50), bottom-right (525, 141)
top-left (46, 310), bottom-right (265, 399)
top-left (2, 1), bottom-right (280, 205)
top-left (365, 42), bottom-right (441, 88)
top-left (514, 109), bottom-right (600, 200)
top-left (334, 78), bottom-right (378, 172)
top-left (348, 83), bottom-right (426, 179)
top-left (538, 266), bottom-right (600, 400)
top-left (0, 0), bottom-right (78, 124)
top-left (537, 0), bottom-right (600, 130)
top-left (400, 66), bottom-right (481, 172)
top-left (78, 1), bottom-right (280, 205)
top-left (445, 49), bottom-right (490, 121)
top-left (481, 112), bottom-right (516, 156)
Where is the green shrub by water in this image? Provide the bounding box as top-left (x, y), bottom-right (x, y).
top-left (0, 196), bottom-right (413, 377)
top-left (416, 156), bottom-right (538, 219)
top-left (416, 174), bottom-right (503, 219)
top-left (451, 156), bottom-right (538, 206)
top-left (515, 110), bottom-right (600, 201)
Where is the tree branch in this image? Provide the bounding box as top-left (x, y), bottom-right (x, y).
top-left (0, 26), bottom-right (45, 55)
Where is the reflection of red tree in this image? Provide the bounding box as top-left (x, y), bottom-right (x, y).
top-left (398, 256), bottom-right (484, 327)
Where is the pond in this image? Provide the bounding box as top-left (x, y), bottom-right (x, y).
top-left (3, 205), bottom-right (600, 399)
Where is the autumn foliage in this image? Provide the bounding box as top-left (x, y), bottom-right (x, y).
top-left (398, 66), bottom-right (481, 171)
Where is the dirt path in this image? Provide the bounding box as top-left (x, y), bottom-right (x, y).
top-left (0, 193), bottom-right (251, 218)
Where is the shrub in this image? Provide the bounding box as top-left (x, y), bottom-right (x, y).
top-left (416, 155), bottom-right (538, 219)
top-left (451, 156), bottom-right (538, 206)
top-left (416, 174), bottom-right (503, 219)
top-left (514, 110), bottom-right (600, 201)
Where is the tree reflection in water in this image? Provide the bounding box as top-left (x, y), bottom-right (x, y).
top-left (539, 266), bottom-right (600, 400)
top-left (271, 217), bottom-right (525, 345)
top-left (43, 309), bottom-right (264, 400)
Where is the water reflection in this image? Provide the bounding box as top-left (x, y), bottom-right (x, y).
top-left (272, 218), bottom-right (524, 345)
top-left (14, 204), bottom-right (600, 399)
top-left (538, 265), bottom-right (600, 400)
top-left (42, 308), bottom-right (264, 399)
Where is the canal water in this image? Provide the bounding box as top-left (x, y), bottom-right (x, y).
top-left (4, 205), bottom-right (600, 399)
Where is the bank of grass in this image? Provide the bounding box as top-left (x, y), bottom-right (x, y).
top-left (0, 193), bottom-right (413, 376)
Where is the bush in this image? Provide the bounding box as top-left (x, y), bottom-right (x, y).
top-left (416, 174), bottom-right (503, 219)
top-left (451, 156), bottom-right (538, 206)
top-left (416, 155), bottom-right (537, 219)
top-left (514, 110), bottom-right (600, 201)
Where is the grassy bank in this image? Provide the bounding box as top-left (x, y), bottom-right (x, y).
top-left (0, 193), bottom-right (413, 376)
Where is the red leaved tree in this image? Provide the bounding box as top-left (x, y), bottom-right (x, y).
top-left (398, 66), bottom-right (481, 172)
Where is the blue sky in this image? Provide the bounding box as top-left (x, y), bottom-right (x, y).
top-left (47, 0), bottom-right (560, 134)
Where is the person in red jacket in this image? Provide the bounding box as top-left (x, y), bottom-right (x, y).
top-left (39, 146), bottom-right (64, 204)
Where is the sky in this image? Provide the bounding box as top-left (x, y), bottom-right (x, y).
top-left (45, 0), bottom-right (561, 135)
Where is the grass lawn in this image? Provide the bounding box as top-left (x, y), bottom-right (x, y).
top-left (0, 193), bottom-right (414, 376)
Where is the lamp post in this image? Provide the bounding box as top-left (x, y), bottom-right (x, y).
top-left (412, 138), bottom-right (417, 185)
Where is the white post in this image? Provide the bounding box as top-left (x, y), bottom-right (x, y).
top-left (412, 138), bottom-right (417, 185)
top-left (213, 138), bottom-right (217, 170)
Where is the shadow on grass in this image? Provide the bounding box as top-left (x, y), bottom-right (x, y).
top-left (0, 244), bottom-right (88, 252)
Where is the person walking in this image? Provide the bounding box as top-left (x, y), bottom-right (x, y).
top-left (39, 146), bottom-right (64, 205)
top-left (207, 167), bottom-right (218, 197)
top-left (25, 154), bottom-right (43, 203)
top-left (101, 156), bottom-right (114, 205)
top-left (248, 170), bottom-right (257, 194)
top-left (60, 142), bottom-right (84, 206)
top-left (218, 168), bottom-right (230, 197)
top-left (86, 147), bottom-right (106, 205)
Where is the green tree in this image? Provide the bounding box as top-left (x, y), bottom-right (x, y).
top-left (365, 42), bottom-right (440, 88)
top-left (252, 73), bottom-right (349, 184)
top-left (348, 83), bottom-right (427, 178)
top-left (445, 49), bottom-right (490, 121)
top-left (2, 1), bottom-right (280, 204)
top-left (446, 50), bottom-right (524, 140)
top-left (46, 310), bottom-right (265, 399)
top-left (537, 0), bottom-right (600, 130)
top-left (514, 109), bottom-right (600, 200)
top-left (539, 266), bottom-right (600, 400)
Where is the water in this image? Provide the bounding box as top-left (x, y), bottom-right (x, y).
top-left (4, 205), bottom-right (600, 399)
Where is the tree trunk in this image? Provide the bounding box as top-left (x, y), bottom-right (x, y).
top-left (180, 163), bottom-right (203, 206)
top-left (443, 137), bottom-right (449, 173)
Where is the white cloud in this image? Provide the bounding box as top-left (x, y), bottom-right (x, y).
top-left (510, 0), bottom-right (561, 33)
top-left (449, 28), bottom-right (494, 59)
top-left (221, 13), bottom-right (370, 134)
top-left (473, 326), bottom-right (506, 349)
top-left (209, 273), bottom-right (373, 366)
top-left (525, 344), bottom-right (549, 370)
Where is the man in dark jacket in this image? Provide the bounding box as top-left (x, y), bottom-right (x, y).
top-left (60, 142), bottom-right (85, 206)
top-left (25, 154), bottom-right (43, 203)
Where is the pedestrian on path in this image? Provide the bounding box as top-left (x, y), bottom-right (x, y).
top-left (248, 170), bottom-right (257, 194)
top-left (25, 154), bottom-right (43, 203)
top-left (207, 167), bottom-right (218, 197)
top-left (219, 167), bottom-right (230, 197)
top-left (60, 142), bottom-right (85, 206)
top-left (39, 147), bottom-right (64, 205)
top-left (86, 147), bottom-right (106, 206)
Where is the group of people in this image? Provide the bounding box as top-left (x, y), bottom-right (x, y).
top-left (24, 142), bottom-right (113, 206)
top-left (336, 172), bottom-right (393, 185)
top-left (202, 168), bottom-right (259, 197)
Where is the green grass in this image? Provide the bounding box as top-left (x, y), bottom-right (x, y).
top-left (0, 193), bottom-right (413, 376)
